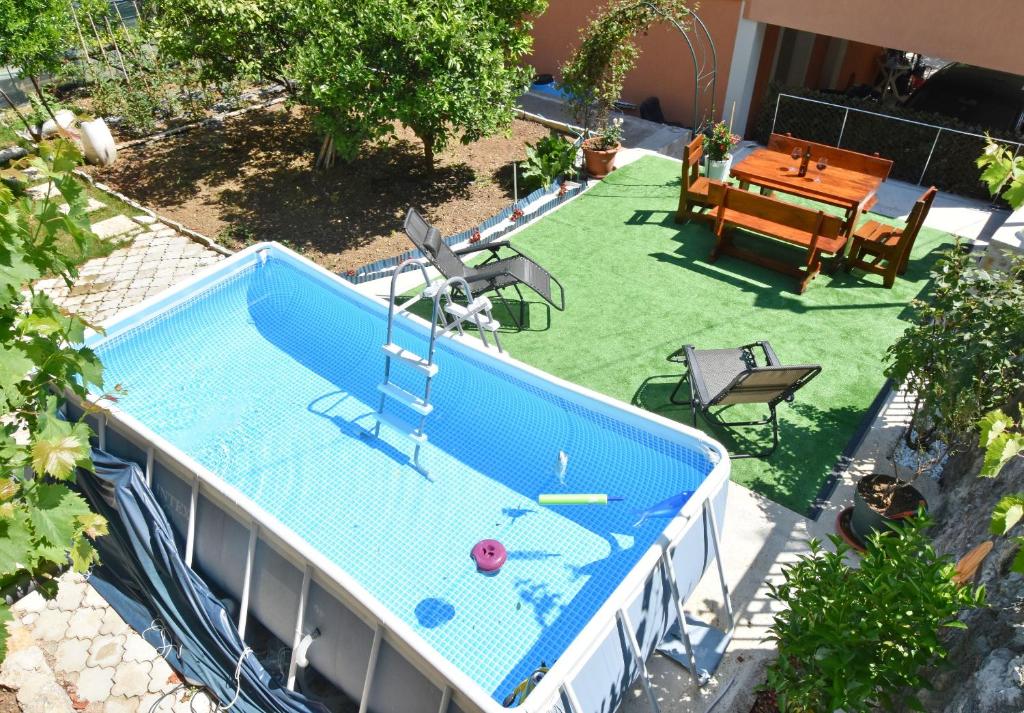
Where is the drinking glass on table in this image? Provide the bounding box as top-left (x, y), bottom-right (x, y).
top-left (814, 156), bottom-right (828, 182)
top-left (788, 147), bottom-right (801, 172)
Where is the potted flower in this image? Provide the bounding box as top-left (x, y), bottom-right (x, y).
top-left (581, 117), bottom-right (622, 178)
top-left (703, 121), bottom-right (739, 181)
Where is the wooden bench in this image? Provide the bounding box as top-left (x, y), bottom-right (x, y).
top-left (706, 183), bottom-right (846, 293)
top-left (768, 132), bottom-right (893, 180)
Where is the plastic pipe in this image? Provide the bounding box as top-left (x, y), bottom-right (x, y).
top-left (538, 494), bottom-right (623, 505)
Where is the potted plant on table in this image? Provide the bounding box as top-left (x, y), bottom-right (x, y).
top-left (703, 121), bottom-right (739, 181)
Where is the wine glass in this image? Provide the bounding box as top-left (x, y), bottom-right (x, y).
top-left (788, 147), bottom-right (801, 172)
top-left (814, 156), bottom-right (828, 182)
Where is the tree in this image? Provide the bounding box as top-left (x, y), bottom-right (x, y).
top-left (154, 0), bottom-right (546, 169)
top-left (0, 0), bottom-right (76, 124)
top-left (154, 0), bottom-right (303, 91)
top-left (292, 0), bottom-right (546, 170)
top-left (0, 140), bottom-right (110, 660)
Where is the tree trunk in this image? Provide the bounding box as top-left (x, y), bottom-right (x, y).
top-left (423, 140), bottom-right (435, 173)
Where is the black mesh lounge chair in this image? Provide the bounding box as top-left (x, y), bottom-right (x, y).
top-left (403, 208), bottom-right (565, 330)
top-left (670, 341), bottom-right (820, 459)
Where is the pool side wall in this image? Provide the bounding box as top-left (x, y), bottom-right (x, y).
top-left (71, 242), bottom-right (732, 713)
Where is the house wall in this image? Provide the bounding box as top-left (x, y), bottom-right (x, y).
top-left (744, 0), bottom-right (1024, 75)
top-left (528, 0), bottom-right (745, 127)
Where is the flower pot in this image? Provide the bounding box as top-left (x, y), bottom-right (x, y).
top-left (848, 473), bottom-right (926, 545)
top-left (706, 154), bottom-right (732, 181)
top-left (582, 139), bottom-right (620, 178)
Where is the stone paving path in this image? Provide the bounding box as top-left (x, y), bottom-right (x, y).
top-left (2, 173), bottom-right (228, 712)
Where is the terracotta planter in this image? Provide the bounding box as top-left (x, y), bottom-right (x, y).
top-left (848, 473), bottom-right (926, 545)
top-left (582, 139), bottom-right (620, 178)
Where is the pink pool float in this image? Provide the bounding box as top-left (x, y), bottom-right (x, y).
top-left (471, 539), bottom-right (507, 574)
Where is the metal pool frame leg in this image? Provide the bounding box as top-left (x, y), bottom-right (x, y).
top-left (657, 495), bottom-right (734, 689)
top-left (237, 521), bottom-right (258, 638)
top-left (286, 565), bottom-right (312, 690)
top-left (617, 608), bottom-right (661, 713)
top-left (359, 624), bottom-right (384, 713)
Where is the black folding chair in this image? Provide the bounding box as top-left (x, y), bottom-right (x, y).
top-left (670, 341), bottom-right (821, 458)
top-left (403, 208), bottom-right (565, 330)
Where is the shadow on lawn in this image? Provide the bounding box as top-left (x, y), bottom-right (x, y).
top-left (633, 371), bottom-right (864, 515)
top-left (632, 208), bottom-right (946, 315)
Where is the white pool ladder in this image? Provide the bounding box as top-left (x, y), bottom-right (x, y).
top-left (373, 259), bottom-right (502, 475)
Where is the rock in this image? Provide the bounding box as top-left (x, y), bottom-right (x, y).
top-left (91, 215), bottom-right (141, 240)
top-left (132, 215), bottom-right (157, 225)
top-left (75, 666), bottom-right (115, 702)
top-left (0, 146), bottom-right (28, 165)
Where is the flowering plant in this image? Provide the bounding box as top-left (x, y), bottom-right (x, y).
top-left (703, 121), bottom-right (740, 161)
top-left (590, 117), bottom-right (623, 151)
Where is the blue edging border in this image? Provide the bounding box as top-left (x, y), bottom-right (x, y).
top-left (340, 176), bottom-right (587, 285)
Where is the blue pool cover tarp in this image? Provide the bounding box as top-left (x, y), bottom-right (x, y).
top-left (77, 449), bottom-right (328, 713)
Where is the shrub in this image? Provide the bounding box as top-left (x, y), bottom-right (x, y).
top-left (521, 133), bottom-right (577, 190)
top-left (885, 248), bottom-right (1024, 450)
top-left (0, 140), bottom-right (111, 659)
top-left (765, 515), bottom-right (984, 712)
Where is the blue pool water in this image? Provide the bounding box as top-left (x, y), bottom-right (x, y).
top-left (93, 254), bottom-right (713, 701)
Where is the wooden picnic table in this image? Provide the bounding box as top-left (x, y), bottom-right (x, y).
top-left (729, 147), bottom-right (885, 243)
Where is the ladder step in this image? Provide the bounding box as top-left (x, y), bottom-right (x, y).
top-left (382, 343), bottom-right (438, 377)
top-left (375, 410), bottom-right (428, 444)
top-left (445, 301), bottom-right (500, 332)
top-left (377, 383), bottom-right (433, 416)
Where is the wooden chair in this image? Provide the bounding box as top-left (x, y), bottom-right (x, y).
top-left (675, 134), bottom-right (713, 224)
top-left (844, 186), bottom-right (937, 287)
top-left (706, 183), bottom-right (846, 294)
top-left (768, 132), bottom-right (893, 180)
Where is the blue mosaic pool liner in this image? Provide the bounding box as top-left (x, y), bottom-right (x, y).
top-left (340, 177), bottom-right (588, 285)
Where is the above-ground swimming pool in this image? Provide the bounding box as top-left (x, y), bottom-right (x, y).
top-left (73, 242), bottom-right (731, 713)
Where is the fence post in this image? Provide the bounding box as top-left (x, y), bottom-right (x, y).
top-left (836, 107), bottom-right (849, 148)
top-left (770, 93), bottom-right (781, 136)
top-left (919, 128), bottom-right (942, 186)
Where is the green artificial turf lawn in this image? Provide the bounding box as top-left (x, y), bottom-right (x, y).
top-left (474, 155), bottom-right (954, 515)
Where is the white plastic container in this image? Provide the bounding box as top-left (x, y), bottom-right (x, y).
top-left (79, 118), bottom-right (117, 167)
top-left (40, 109), bottom-right (76, 138)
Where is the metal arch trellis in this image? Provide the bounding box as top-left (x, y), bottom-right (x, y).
top-left (637, 2), bottom-right (718, 134)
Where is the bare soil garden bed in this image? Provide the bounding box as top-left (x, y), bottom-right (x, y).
top-left (83, 104), bottom-right (549, 271)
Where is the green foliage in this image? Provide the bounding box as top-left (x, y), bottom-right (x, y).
top-left (292, 0), bottom-right (545, 170)
top-left (0, 140), bottom-right (109, 659)
top-left (885, 248), bottom-right (1024, 448)
top-left (703, 120), bottom-right (739, 161)
top-left (154, 0), bottom-right (301, 88)
top-left (976, 409), bottom-right (1024, 574)
top-left (521, 133), bottom-right (577, 189)
top-left (977, 138), bottom-right (1024, 209)
top-left (560, 0), bottom-right (691, 133)
top-left (765, 515), bottom-right (984, 712)
top-left (0, 0), bottom-right (74, 77)
top-left (156, 0), bottom-right (544, 169)
top-left (978, 409), bottom-right (1024, 479)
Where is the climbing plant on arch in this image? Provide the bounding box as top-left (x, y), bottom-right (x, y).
top-left (560, 0), bottom-right (715, 135)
